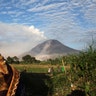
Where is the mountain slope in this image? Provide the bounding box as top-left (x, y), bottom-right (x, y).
top-left (23, 39), bottom-right (79, 61)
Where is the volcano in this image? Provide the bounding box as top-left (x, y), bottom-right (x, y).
top-left (21, 39), bottom-right (79, 61)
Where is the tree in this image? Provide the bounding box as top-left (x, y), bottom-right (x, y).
top-left (7, 56), bottom-right (14, 64)
top-left (13, 56), bottom-right (19, 64)
top-left (22, 55), bottom-right (37, 64)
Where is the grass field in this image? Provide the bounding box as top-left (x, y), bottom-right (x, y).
top-left (11, 64), bottom-right (58, 73)
top-left (11, 64), bottom-right (70, 73)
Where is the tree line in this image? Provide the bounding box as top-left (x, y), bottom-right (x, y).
top-left (6, 55), bottom-right (40, 64)
top-left (6, 54), bottom-right (63, 65)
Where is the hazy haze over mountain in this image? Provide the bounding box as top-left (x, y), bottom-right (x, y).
top-left (22, 39), bottom-right (79, 61)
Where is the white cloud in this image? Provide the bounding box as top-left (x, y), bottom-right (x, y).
top-left (92, 0), bottom-right (96, 3)
top-left (21, 0), bottom-right (36, 6)
top-left (29, 26), bottom-right (44, 37)
top-left (0, 22), bottom-right (47, 57)
top-left (27, 2), bottom-right (66, 12)
top-left (83, 3), bottom-right (96, 23)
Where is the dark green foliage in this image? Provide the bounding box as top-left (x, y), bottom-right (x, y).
top-left (22, 55), bottom-right (40, 64)
top-left (7, 56), bottom-right (14, 64)
top-left (6, 55), bottom-right (41, 64)
top-left (51, 74), bottom-right (71, 95)
top-left (6, 56), bottom-right (19, 64)
top-left (64, 46), bottom-right (96, 96)
top-left (12, 56), bottom-right (19, 64)
top-left (43, 57), bottom-right (62, 65)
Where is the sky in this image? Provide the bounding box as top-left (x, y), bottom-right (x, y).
top-left (0, 0), bottom-right (96, 57)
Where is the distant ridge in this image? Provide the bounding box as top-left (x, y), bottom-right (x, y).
top-left (21, 39), bottom-right (79, 61)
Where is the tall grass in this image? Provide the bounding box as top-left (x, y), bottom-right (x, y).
top-left (63, 46), bottom-right (96, 96)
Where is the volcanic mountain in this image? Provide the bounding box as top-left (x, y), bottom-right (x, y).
top-left (22, 39), bottom-right (79, 61)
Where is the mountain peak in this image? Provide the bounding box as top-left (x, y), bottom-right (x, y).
top-left (43, 39), bottom-right (59, 43)
top-left (22, 39), bottom-right (79, 61)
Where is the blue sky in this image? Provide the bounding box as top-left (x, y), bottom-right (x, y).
top-left (0, 0), bottom-right (96, 57)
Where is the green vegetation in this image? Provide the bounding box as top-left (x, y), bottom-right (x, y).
top-left (66, 46), bottom-right (96, 96)
top-left (6, 55), bottom-right (40, 64)
top-left (9, 46), bottom-right (96, 96)
top-left (11, 64), bottom-right (49, 73)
